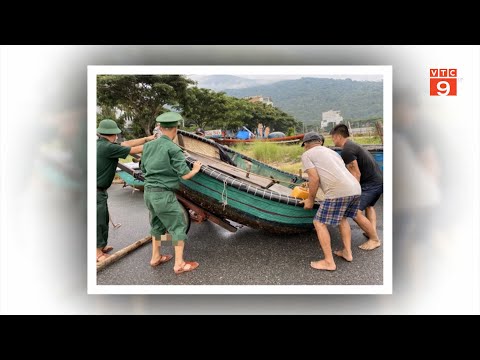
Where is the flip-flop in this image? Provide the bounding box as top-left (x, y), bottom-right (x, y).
top-left (174, 261), bottom-right (199, 275)
top-left (102, 245), bottom-right (114, 253)
top-left (150, 254), bottom-right (173, 267)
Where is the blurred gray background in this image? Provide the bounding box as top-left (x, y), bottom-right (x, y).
top-left (0, 45), bottom-right (478, 314)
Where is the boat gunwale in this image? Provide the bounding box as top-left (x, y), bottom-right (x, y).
top-left (178, 130), bottom-right (313, 207)
top-left (178, 130), bottom-right (308, 181)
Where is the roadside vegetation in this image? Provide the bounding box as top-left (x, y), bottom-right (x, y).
top-left (232, 135), bottom-right (382, 174)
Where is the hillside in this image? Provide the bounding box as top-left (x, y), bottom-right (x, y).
top-left (224, 77), bottom-right (383, 124)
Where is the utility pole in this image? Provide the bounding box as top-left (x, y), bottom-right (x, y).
top-left (348, 121), bottom-right (354, 140)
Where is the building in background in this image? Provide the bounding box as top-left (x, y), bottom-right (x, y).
top-left (321, 110), bottom-right (343, 129)
top-left (244, 95), bottom-right (273, 106)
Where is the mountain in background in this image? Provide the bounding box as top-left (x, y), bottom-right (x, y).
top-left (223, 77), bottom-right (383, 124)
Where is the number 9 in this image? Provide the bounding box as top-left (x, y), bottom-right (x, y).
top-left (437, 81), bottom-right (450, 96)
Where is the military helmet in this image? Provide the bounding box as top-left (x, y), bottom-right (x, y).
top-left (96, 119), bottom-right (122, 135)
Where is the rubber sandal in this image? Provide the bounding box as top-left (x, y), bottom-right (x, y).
top-left (150, 254), bottom-right (173, 267)
top-left (174, 261), bottom-right (199, 275)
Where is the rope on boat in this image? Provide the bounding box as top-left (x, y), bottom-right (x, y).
top-left (221, 178), bottom-right (228, 210)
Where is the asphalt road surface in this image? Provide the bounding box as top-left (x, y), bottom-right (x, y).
top-left (97, 184), bottom-right (383, 286)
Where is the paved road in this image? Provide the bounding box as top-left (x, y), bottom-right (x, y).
top-left (97, 184), bottom-right (383, 285)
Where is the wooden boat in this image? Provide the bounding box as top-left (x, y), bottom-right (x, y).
top-left (117, 130), bottom-right (318, 234)
top-left (211, 134), bottom-right (304, 146)
top-left (116, 131), bottom-right (384, 234)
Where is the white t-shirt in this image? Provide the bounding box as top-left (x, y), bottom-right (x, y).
top-left (301, 145), bottom-right (361, 199)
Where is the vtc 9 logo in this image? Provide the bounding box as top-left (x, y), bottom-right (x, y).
top-left (430, 69), bottom-right (457, 96)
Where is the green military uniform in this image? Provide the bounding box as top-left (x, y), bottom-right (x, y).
top-left (96, 120), bottom-right (131, 249)
top-left (141, 112), bottom-right (191, 242)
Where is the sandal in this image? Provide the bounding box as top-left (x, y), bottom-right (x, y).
top-left (174, 261), bottom-right (199, 275)
top-left (150, 254), bottom-right (173, 267)
top-left (97, 252), bottom-right (110, 262)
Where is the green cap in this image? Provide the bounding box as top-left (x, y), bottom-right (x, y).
top-left (156, 112), bottom-right (183, 128)
top-left (96, 119), bottom-right (122, 134)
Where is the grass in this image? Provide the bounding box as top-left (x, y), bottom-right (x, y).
top-left (119, 155), bottom-right (134, 163)
top-left (322, 135), bottom-right (382, 147)
top-left (347, 135), bottom-right (382, 145)
top-left (232, 143), bottom-right (304, 175)
top-left (277, 162), bottom-right (303, 175)
top-left (233, 143), bottom-right (304, 163)
top-left (231, 135), bottom-right (382, 173)
top-left (115, 155), bottom-right (135, 181)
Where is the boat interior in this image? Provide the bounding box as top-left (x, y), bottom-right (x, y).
top-left (176, 133), bottom-right (322, 199)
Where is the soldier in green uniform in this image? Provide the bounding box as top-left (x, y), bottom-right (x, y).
top-left (141, 112), bottom-right (202, 274)
top-left (97, 119), bottom-right (155, 262)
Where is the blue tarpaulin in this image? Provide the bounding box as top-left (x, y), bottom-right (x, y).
top-left (236, 130), bottom-right (250, 140)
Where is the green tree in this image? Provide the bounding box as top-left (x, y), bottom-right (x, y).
top-left (221, 97), bottom-right (254, 131)
top-left (248, 102), bottom-right (299, 133)
top-left (97, 75), bottom-right (194, 137)
top-left (181, 87), bottom-right (229, 129)
top-left (96, 106), bottom-right (122, 127)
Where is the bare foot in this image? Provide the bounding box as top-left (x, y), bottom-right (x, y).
top-left (97, 252), bottom-right (110, 262)
top-left (359, 239), bottom-right (381, 250)
top-left (334, 249), bottom-right (353, 262)
top-left (310, 260), bottom-right (336, 271)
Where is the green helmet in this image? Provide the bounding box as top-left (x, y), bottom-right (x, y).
top-left (96, 119), bottom-right (122, 134)
top-left (156, 112), bottom-right (183, 128)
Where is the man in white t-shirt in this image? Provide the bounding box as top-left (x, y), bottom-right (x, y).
top-left (300, 132), bottom-right (361, 271)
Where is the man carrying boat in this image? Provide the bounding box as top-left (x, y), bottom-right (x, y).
top-left (141, 112), bottom-right (202, 274)
top-left (300, 131), bottom-right (362, 271)
top-left (331, 124), bottom-right (383, 250)
top-left (97, 119), bottom-right (155, 262)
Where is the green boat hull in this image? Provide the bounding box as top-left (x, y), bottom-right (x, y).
top-left (178, 172), bottom-right (317, 234)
